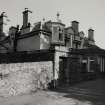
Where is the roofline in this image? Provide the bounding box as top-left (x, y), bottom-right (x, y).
top-left (51, 22), bottom-right (65, 26)
top-left (17, 30), bottom-right (51, 40)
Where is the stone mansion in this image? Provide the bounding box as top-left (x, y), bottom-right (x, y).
top-left (0, 8), bottom-right (104, 95)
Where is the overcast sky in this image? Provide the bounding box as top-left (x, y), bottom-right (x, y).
top-left (0, 0), bottom-right (105, 49)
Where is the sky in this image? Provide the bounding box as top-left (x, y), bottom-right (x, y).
top-left (0, 0), bottom-right (105, 49)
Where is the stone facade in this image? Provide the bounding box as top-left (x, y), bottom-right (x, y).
top-left (0, 9), bottom-right (95, 53)
top-left (0, 8), bottom-right (105, 96)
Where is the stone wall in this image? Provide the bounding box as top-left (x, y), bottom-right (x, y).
top-left (17, 35), bottom-right (40, 51)
top-left (0, 61), bottom-right (53, 97)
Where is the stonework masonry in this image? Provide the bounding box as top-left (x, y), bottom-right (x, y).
top-left (0, 9), bottom-right (105, 97)
top-left (54, 46), bottom-right (69, 80)
top-left (0, 61), bottom-right (53, 97)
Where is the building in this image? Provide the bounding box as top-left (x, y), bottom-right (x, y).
top-left (0, 9), bottom-right (105, 96)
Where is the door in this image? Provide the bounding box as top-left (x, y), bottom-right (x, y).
top-left (59, 57), bottom-right (67, 85)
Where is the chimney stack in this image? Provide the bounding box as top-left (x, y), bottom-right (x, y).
top-left (22, 8), bottom-right (32, 28)
top-left (72, 21), bottom-right (79, 35)
top-left (23, 8), bottom-right (29, 28)
top-left (88, 28), bottom-right (94, 41)
top-left (0, 12), bottom-right (5, 34)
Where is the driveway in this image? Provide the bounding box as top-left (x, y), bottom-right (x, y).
top-left (56, 78), bottom-right (105, 105)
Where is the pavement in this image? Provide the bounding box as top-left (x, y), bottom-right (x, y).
top-left (0, 90), bottom-right (81, 105)
top-left (0, 78), bottom-right (104, 105)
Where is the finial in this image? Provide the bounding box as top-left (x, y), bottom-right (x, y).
top-left (56, 12), bottom-right (62, 23)
top-left (57, 12), bottom-right (60, 18)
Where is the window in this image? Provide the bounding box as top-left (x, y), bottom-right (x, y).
top-left (76, 43), bottom-right (78, 49)
top-left (53, 27), bottom-right (58, 33)
top-left (59, 27), bottom-right (63, 41)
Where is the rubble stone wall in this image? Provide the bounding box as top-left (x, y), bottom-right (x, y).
top-left (0, 61), bottom-right (53, 97)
